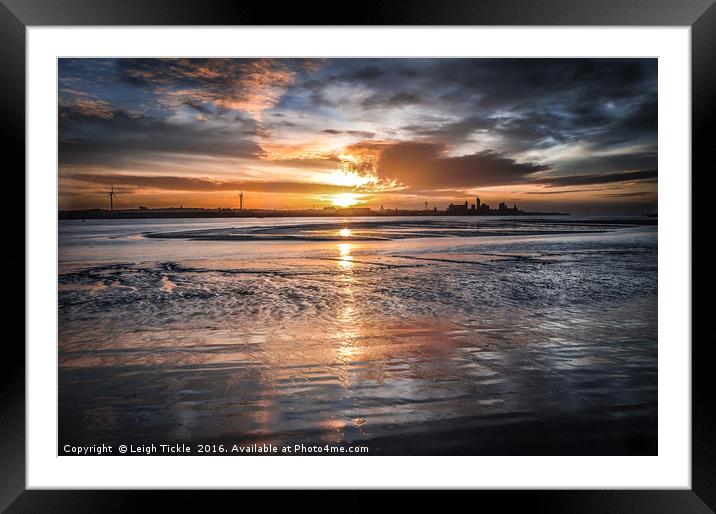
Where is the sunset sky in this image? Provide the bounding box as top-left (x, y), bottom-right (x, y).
top-left (59, 58), bottom-right (657, 214)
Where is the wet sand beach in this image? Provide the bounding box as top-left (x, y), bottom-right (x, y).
top-left (58, 216), bottom-right (657, 455)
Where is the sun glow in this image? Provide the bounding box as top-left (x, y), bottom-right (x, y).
top-left (331, 193), bottom-right (361, 208)
top-left (326, 169), bottom-right (375, 188)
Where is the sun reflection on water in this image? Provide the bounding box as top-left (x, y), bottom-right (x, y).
top-left (337, 243), bottom-right (353, 270)
top-left (335, 242), bottom-right (358, 387)
top-left (339, 228), bottom-right (352, 238)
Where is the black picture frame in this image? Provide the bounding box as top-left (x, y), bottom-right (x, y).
top-left (4, 0), bottom-right (711, 509)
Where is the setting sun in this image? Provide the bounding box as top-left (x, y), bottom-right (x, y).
top-left (331, 193), bottom-right (361, 208)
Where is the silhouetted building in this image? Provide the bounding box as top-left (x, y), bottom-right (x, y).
top-left (340, 207), bottom-right (372, 215)
top-left (448, 201), bottom-right (469, 213)
top-left (445, 198), bottom-right (528, 216)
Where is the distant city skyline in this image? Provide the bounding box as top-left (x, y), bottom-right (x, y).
top-left (59, 58), bottom-right (657, 214)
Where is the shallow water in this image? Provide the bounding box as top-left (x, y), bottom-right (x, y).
top-left (58, 216), bottom-right (657, 455)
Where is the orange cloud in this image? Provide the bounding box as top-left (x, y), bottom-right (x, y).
top-left (143, 59), bottom-right (301, 120)
top-left (60, 98), bottom-right (114, 120)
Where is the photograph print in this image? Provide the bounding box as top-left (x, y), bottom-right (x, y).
top-left (58, 58), bottom-right (658, 456)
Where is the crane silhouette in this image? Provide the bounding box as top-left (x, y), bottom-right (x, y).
top-left (105, 185), bottom-right (118, 212)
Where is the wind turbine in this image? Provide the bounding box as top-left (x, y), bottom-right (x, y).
top-left (105, 185), bottom-right (118, 212)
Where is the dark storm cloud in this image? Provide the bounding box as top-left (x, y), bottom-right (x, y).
top-left (296, 59), bottom-right (657, 185)
top-left (537, 169), bottom-right (658, 187)
top-left (321, 129), bottom-right (376, 138)
top-left (59, 102), bottom-right (261, 166)
top-left (600, 191), bottom-right (654, 198)
top-left (423, 59), bottom-right (655, 119)
top-left (352, 140), bottom-right (657, 190)
top-left (323, 59), bottom-right (657, 165)
top-left (402, 115), bottom-right (496, 140)
top-left (263, 156), bottom-right (342, 170)
top-left (69, 173), bottom-right (352, 194)
top-left (414, 80), bottom-right (653, 154)
top-left (339, 65), bottom-right (386, 81)
top-left (525, 188), bottom-right (613, 195)
top-left (549, 150), bottom-right (657, 174)
top-left (361, 91), bottom-right (422, 109)
top-left (373, 142), bottom-right (549, 188)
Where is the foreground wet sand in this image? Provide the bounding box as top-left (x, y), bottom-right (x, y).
top-left (59, 217), bottom-right (657, 455)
